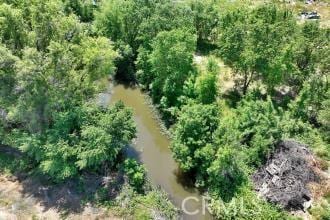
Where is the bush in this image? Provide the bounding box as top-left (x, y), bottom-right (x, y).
top-left (123, 158), bottom-right (146, 192)
top-left (207, 147), bottom-right (248, 202)
top-left (18, 102), bottom-right (136, 181)
top-left (115, 185), bottom-right (178, 219)
top-left (171, 102), bottom-right (219, 184)
top-left (209, 187), bottom-right (294, 220)
top-left (195, 71), bottom-right (218, 104)
top-left (216, 97), bottom-right (283, 167)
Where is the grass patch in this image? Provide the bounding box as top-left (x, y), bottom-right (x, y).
top-left (105, 184), bottom-right (178, 220)
top-left (310, 193), bottom-right (330, 220)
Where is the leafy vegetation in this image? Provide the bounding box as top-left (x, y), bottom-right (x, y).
top-left (123, 158), bottom-right (146, 192)
top-left (0, 0), bottom-right (134, 181)
top-left (113, 184), bottom-right (178, 220)
top-left (0, 0), bottom-right (329, 219)
top-left (218, 5), bottom-right (297, 94)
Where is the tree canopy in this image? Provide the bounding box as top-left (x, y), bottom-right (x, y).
top-left (0, 0), bottom-right (329, 219)
top-left (0, 0), bottom-right (135, 181)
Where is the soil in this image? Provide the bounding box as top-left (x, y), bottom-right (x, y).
top-left (0, 168), bottom-right (123, 220)
top-left (0, 139), bottom-right (128, 219)
top-left (252, 140), bottom-right (329, 213)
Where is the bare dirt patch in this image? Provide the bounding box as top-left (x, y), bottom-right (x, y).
top-left (0, 143), bottom-right (126, 219)
top-left (0, 171), bottom-right (123, 220)
top-left (0, 144), bottom-right (177, 220)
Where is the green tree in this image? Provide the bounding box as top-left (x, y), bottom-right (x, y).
top-left (29, 0), bottom-right (62, 51)
top-left (213, 96), bottom-right (284, 167)
top-left (231, 97), bottom-right (282, 166)
top-left (194, 57), bottom-right (219, 104)
top-left (0, 0), bottom-right (131, 182)
top-left (318, 90), bottom-right (330, 140)
top-left (207, 147), bottom-right (247, 201)
top-left (0, 3), bottom-right (27, 53)
top-left (137, 0), bottom-right (194, 48)
top-left (195, 72), bottom-right (217, 104)
top-left (149, 29), bottom-right (196, 109)
top-left (14, 48), bottom-right (52, 132)
top-left (79, 36), bottom-right (118, 81)
top-left (11, 34), bottom-right (117, 132)
top-left (289, 76), bottom-right (329, 125)
top-left (20, 102), bottom-right (136, 181)
top-left (135, 46), bottom-right (153, 89)
top-left (171, 102), bottom-right (219, 185)
top-left (290, 22), bottom-right (329, 90)
top-left (218, 4), bottom-right (297, 94)
top-left (188, 0), bottom-right (219, 46)
top-left (0, 44), bottom-right (18, 106)
top-left (94, 0), bottom-right (144, 51)
top-left (94, 0), bottom-right (195, 81)
top-left (63, 0), bottom-right (97, 22)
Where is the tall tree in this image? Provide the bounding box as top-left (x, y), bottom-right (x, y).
top-left (0, 3), bottom-right (27, 53)
top-left (149, 29), bottom-right (196, 110)
top-left (0, 44), bottom-right (18, 106)
top-left (0, 0), bottom-right (133, 182)
top-left (188, 0), bottom-right (219, 46)
top-left (218, 4), bottom-right (297, 94)
top-left (171, 102), bottom-right (219, 185)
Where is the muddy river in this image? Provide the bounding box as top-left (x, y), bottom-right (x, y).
top-left (106, 83), bottom-right (212, 220)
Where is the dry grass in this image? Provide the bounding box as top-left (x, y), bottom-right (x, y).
top-left (193, 53), bottom-right (236, 94)
top-left (0, 174), bottom-right (117, 220)
top-left (220, 0), bottom-right (330, 28)
top-left (288, 0), bottom-right (330, 28)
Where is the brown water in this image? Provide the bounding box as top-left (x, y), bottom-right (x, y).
top-left (108, 83), bottom-right (212, 220)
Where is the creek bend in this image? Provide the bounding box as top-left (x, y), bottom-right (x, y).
top-left (106, 83), bottom-right (212, 220)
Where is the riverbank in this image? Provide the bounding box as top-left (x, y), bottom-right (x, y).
top-left (109, 83), bottom-right (212, 220)
top-left (0, 144), bottom-right (178, 220)
top-left (112, 80), bottom-right (172, 138)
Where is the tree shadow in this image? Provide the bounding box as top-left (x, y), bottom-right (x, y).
top-left (196, 42), bottom-right (218, 56)
top-left (111, 79), bottom-right (138, 90)
top-left (19, 174), bottom-right (101, 214)
top-left (222, 87), bottom-right (242, 108)
top-left (173, 168), bottom-right (197, 193)
top-left (0, 145), bottom-right (124, 216)
top-left (123, 144), bottom-right (142, 162)
top-left (0, 144), bottom-right (23, 158)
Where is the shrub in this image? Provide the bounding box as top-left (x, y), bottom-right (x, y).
top-left (209, 187), bottom-right (294, 220)
top-left (18, 102), bottom-right (136, 181)
top-left (123, 158), bottom-right (146, 192)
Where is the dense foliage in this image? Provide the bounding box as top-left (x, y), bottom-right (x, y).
top-left (0, 0), bottom-right (136, 181)
top-left (0, 0), bottom-right (329, 219)
top-left (123, 158), bottom-right (146, 192)
top-left (95, 1), bottom-right (327, 218)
